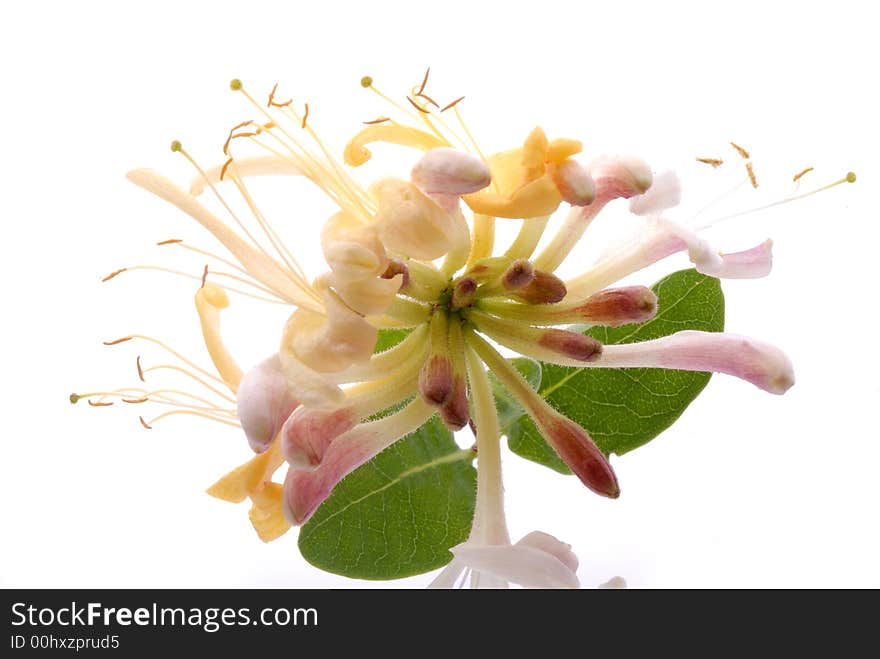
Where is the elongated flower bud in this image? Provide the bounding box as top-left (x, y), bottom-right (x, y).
top-left (237, 355), bottom-right (300, 453)
top-left (419, 311), bottom-right (454, 406)
top-left (594, 330), bottom-right (795, 394)
top-left (439, 375), bottom-right (470, 430)
top-left (574, 286), bottom-right (658, 326)
top-left (537, 329), bottom-right (603, 362)
top-left (515, 270), bottom-right (567, 304)
top-left (467, 330), bottom-right (618, 498)
top-left (411, 147), bottom-right (492, 196)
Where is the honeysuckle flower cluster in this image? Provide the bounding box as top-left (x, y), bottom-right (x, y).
top-left (75, 71), bottom-right (855, 588)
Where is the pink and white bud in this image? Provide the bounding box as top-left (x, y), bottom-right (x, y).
top-left (595, 330), bottom-right (795, 394)
top-left (281, 405), bottom-right (357, 470)
top-left (576, 286), bottom-right (659, 326)
top-left (236, 355), bottom-right (300, 453)
top-left (411, 147), bottom-right (492, 196)
top-left (551, 159), bottom-right (596, 206)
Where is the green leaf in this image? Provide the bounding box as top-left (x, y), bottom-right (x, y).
top-left (506, 269), bottom-right (725, 472)
top-left (298, 415), bottom-right (476, 580)
top-left (373, 328), bottom-right (412, 353)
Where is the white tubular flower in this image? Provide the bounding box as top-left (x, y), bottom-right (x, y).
top-left (430, 531), bottom-right (580, 589)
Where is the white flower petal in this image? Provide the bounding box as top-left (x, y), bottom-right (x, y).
top-left (451, 543), bottom-right (580, 589)
top-left (628, 170), bottom-right (681, 216)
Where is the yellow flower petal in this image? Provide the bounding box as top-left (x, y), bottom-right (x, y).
top-left (248, 482), bottom-right (291, 543)
top-left (343, 125), bottom-right (448, 167)
top-left (195, 284), bottom-right (242, 392)
top-left (206, 441), bottom-right (284, 504)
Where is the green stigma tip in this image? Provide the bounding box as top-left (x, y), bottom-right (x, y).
top-left (70, 393), bottom-right (81, 404)
top-left (360, 76), bottom-right (373, 88)
top-left (846, 171), bottom-right (856, 183)
top-left (229, 78), bottom-right (243, 91)
top-left (170, 140), bottom-right (182, 152)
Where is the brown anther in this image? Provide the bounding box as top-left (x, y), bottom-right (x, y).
top-left (156, 239), bottom-right (182, 246)
top-left (139, 416), bottom-right (153, 430)
top-left (301, 103), bottom-right (309, 129)
top-left (266, 82), bottom-right (293, 108)
top-left (696, 157), bottom-right (724, 168)
top-left (406, 96), bottom-right (430, 114)
top-left (417, 67), bottom-right (431, 96)
top-left (88, 400), bottom-right (113, 407)
top-left (101, 268), bottom-right (127, 283)
top-left (363, 116), bottom-right (391, 125)
top-left (219, 157), bottom-right (234, 181)
top-left (123, 397), bottom-right (149, 404)
top-left (746, 162), bottom-right (758, 188)
top-left (440, 96), bottom-right (465, 112)
top-left (103, 336), bottom-right (133, 346)
top-left (793, 166), bottom-right (814, 182)
top-left (267, 84), bottom-right (292, 109)
top-left (201, 264), bottom-right (209, 288)
top-left (223, 120), bottom-right (254, 155)
top-left (416, 92), bottom-right (440, 108)
top-left (730, 142), bottom-right (750, 159)
top-left (136, 355), bottom-right (145, 382)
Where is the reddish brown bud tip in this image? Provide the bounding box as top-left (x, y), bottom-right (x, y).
top-left (538, 329), bottom-right (602, 362)
top-left (516, 270), bottom-right (567, 305)
top-left (501, 259), bottom-right (536, 290)
top-left (451, 277), bottom-right (478, 309)
top-left (540, 414), bottom-right (619, 498)
top-left (578, 286), bottom-right (658, 326)
top-left (439, 377), bottom-right (470, 430)
top-left (419, 355), bottom-right (455, 406)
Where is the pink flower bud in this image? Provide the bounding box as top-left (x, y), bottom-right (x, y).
top-left (419, 355), bottom-right (455, 406)
top-left (515, 270), bottom-right (567, 305)
top-left (236, 355), bottom-right (300, 453)
top-left (537, 329), bottom-right (603, 362)
top-left (576, 286), bottom-right (658, 326)
top-left (551, 159), bottom-right (596, 206)
top-left (501, 259), bottom-right (536, 291)
top-left (281, 405), bottom-right (357, 470)
top-left (411, 147), bottom-right (492, 196)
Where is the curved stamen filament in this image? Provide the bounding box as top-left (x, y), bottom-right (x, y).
top-left (142, 364), bottom-right (236, 403)
top-left (104, 334), bottom-right (227, 386)
top-left (108, 265), bottom-right (287, 304)
top-left (142, 409), bottom-right (241, 428)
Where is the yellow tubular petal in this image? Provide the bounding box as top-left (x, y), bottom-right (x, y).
top-left (126, 169), bottom-right (321, 312)
top-left (195, 284), bottom-right (242, 392)
top-left (248, 482), bottom-right (291, 542)
top-left (546, 138), bottom-right (583, 163)
top-left (206, 441), bottom-right (284, 503)
top-left (343, 125), bottom-right (449, 167)
top-left (464, 176), bottom-right (562, 219)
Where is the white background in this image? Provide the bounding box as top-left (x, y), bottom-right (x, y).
top-left (2, 0), bottom-right (878, 588)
